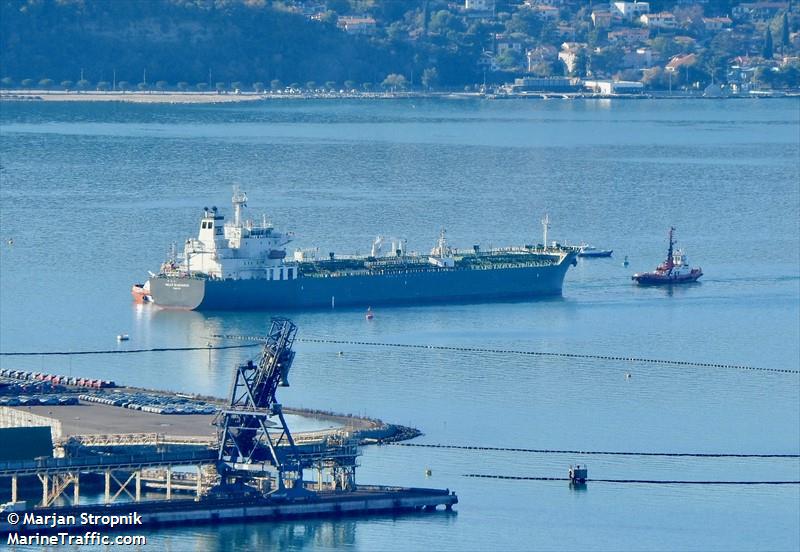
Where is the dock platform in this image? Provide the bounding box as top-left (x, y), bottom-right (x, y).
top-left (0, 485), bottom-right (457, 534)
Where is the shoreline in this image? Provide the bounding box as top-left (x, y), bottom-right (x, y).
top-left (1, 89), bottom-right (798, 104)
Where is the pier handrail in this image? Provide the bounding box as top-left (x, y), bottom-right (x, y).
top-left (0, 448), bottom-right (217, 476)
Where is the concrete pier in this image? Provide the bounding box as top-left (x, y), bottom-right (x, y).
top-left (0, 485), bottom-right (457, 534)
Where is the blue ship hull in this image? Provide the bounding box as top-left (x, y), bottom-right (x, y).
top-left (150, 253), bottom-right (577, 311)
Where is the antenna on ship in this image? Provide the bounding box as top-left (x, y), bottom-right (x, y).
top-left (665, 226), bottom-right (676, 273)
top-left (232, 185), bottom-right (248, 227)
top-left (541, 213), bottom-right (550, 250)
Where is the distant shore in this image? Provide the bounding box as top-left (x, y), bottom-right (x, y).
top-left (0, 90), bottom-right (269, 104)
top-left (1, 89), bottom-right (797, 103)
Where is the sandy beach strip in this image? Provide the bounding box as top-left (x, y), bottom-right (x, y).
top-left (0, 91), bottom-right (270, 104)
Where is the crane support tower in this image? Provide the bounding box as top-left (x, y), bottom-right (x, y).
top-left (216, 318), bottom-right (302, 492)
top-left (215, 318), bottom-right (361, 496)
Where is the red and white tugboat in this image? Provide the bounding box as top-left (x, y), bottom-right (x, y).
top-left (632, 227), bottom-right (702, 285)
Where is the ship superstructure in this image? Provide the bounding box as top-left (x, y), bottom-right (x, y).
top-left (162, 187), bottom-right (296, 282)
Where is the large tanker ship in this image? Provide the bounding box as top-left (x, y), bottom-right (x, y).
top-left (136, 190), bottom-right (578, 310)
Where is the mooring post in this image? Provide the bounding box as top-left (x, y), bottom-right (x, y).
top-left (11, 475), bottom-right (17, 503)
top-left (166, 466), bottom-right (172, 500)
top-left (104, 470), bottom-right (110, 504)
top-left (135, 470), bottom-right (141, 502)
top-left (41, 474), bottom-right (49, 507)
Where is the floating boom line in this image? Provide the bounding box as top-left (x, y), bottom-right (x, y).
top-left (390, 442), bottom-right (800, 459)
top-left (463, 474), bottom-right (800, 485)
top-left (2, 337), bottom-right (797, 375)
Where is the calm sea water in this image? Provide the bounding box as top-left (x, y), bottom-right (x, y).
top-left (1, 98), bottom-right (799, 551)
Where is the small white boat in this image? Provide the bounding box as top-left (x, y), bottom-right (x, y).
top-left (116, 334), bottom-right (130, 341)
top-left (577, 244), bottom-right (613, 258)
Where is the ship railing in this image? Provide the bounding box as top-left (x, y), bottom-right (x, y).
top-left (302, 260), bottom-right (559, 279)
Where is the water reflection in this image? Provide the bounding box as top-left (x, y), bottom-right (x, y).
top-left (147, 511), bottom-right (457, 551)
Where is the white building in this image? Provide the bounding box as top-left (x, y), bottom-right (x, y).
top-left (336, 16), bottom-right (377, 34)
top-left (623, 48), bottom-right (654, 69)
top-left (524, 0), bottom-right (565, 5)
top-left (584, 80), bottom-right (645, 94)
top-left (612, 1), bottom-right (650, 19)
top-left (465, 0), bottom-right (495, 11)
top-left (640, 12), bottom-right (678, 29)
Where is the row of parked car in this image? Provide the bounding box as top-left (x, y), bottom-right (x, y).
top-left (0, 394), bottom-right (79, 407)
top-left (0, 368), bottom-right (115, 389)
top-left (79, 391), bottom-right (218, 416)
top-left (0, 378), bottom-right (67, 396)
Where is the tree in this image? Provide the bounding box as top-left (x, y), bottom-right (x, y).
top-left (496, 49), bottom-right (523, 70)
top-left (325, 80), bottom-right (337, 90)
top-left (642, 67), bottom-right (669, 89)
top-left (155, 80), bottom-right (169, 91)
top-left (381, 73), bottom-right (407, 91)
top-left (96, 81), bottom-right (110, 91)
top-left (421, 67), bottom-right (438, 90)
top-left (782, 12), bottom-right (790, 55)
top-left (252, 81), bottom-right (265, 92)
top-left (38, 78), bottom-right (54, 89)
top-left (505, 10), bottom-right (542, 37)
top-left (117, 81), bottom-right (130, 91)
top-left (289, 82), bottom-right (300, 90)
top-left (270, 79), bottom-right (282, 91)
top-left (215, 81), bottom-right (226, 92)
top-left (177, 81), bottom-right (189, 91)
top-left (60, 80), bottom-right (73, 90)
top-left (429, 10), bottom-right (464, 35)
top-left (344, 80), bottom-right (356, 90)
top-left (0, 77), bottom-right (13, 88)
top-left (305, 80), bottom-right (316, 90)
top-left (572, 49), bottom-right (588, 77)
top-left (362, 82), bottom-right (373, 91)
top-left (196, 82), bottom-right (208, 91)
top-left (763, 27), bottom-right (773, 59)
top-left (137, 81), bottom-right (148, 91)
top-left (231, 81), bottom-right (243, 91)
top-left (77, 79), bottom-right (90, 90)
top-left (327, 0), bottom-right (349, 15)
top-left (386, 21), bottom-right (406, 42)
top-left (21, 78), bottom-right (34, 88)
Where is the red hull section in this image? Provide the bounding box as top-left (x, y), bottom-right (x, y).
top-left (131, 283), bottom-right (152, 303)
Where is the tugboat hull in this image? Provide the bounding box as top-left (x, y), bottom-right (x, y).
top-left (632, 269), bottom-right (702, 285)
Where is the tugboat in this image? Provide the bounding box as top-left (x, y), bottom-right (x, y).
top-left (632, 227), bottom-right (702, 285)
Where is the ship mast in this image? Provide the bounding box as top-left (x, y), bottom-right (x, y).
top-left (665, 226), bottom-right (675, 272)
top-left (541, 214), bottom-right (550, 250)
top-left (232, 185), bottom-right (248, 227)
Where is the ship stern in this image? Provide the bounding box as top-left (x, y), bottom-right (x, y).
top-left (149, 277), bottom-right (206, 310)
